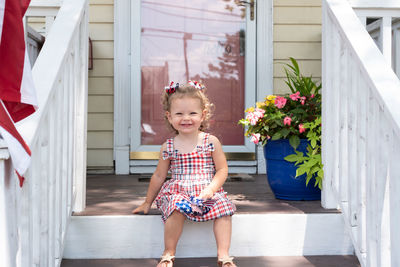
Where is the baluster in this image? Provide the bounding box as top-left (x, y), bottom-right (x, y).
top-left (356, 74), bottom-right (367, 260)
top-left (73, 11), bottom-right (88, 212)
top-left (393, 27), bottom-right (400, 77)
top-left (66, 49), bottom-right (73, 213)
top-left (61, 58), bottom-right (69, 238)
top-left (339, 39), bottom-right (349, 208)
top-left (39, 119), bottom-right (50, 267)
top-left (357, 15), bottom-right (367, 27)
top-left (390, 135), bottom-right (400, 266)
top-left (332, 26), bottom-right (341, 197)
top-left (366, 96), bottom-right (378, 267)
top-left (30, 142), bottom-right (41, 265)
top-left (18, 161), bottom-right (30, 266)
top-left (381, 16), bottom-right (392, 66)
top-left (54, 78), bottom-right (63, 261)
top-left (377, 115), bottom-right (391, 266)
top-left (347, 52), bottom-right (358, 233)
top-left (47, 97), bottom-right (56, 266)
top-left (67, 38), bottom-right (77, 213)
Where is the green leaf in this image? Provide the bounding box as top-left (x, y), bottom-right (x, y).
top-left (284, 154), bottom-right (299, 162)
top-left (281, 128), bottom-right (290, 138)
top-left (271, 132), bottom-right (282, 140)
top-left (289, 135), bottom-right (300, 150)
top-left (296, 166), bottom-right (307, 177)
top-left (311, 139), bottom-right (317, 148)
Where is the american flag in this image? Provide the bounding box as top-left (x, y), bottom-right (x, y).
top-left (0, 0), bottom-right (38, 186)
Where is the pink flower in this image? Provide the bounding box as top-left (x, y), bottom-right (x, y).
top-left (250, 133), bottom-right (261, 144)
top-left (311, 94), bottom-right (315, 98)
top-left (299, 124), bottom-right (306, 133)
top-left (300, 96), bottom-right (306, 105)
top-left (246, 108), bottom-right (265, 126)
top-left (246, 113), bottom-right (258, 125)
top-left (290, 92), bottom-right (300, 101)
top-left (283, 116), bottom-right (292, 126)
top-left (254, 108), bottom-right (265, 118)
top-left (274, 96), bottom-right (287, 109)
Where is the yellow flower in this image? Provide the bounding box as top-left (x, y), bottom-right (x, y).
top-left (256, 102), bottom-right (266, 108)
top-left (245, 106), bottom-right (255, 113)
top-left (264, 95), bottom-right (276, 106)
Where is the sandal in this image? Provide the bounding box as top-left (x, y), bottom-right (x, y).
top-left (217, 256), bottom-right (237, 267)
top-left (158, 254), bottom-right (175, 267)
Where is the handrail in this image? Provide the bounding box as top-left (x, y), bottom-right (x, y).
top-left (26, 25), bottom-right (45, 66)
top-left (0, 0), bottom-right (88, 266)
top-left (322, 0), bottom-right (400, 266)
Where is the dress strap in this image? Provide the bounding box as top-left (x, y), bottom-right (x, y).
top-left (203, 132), bottom-right (210, 146)
top-left (202, 133), bottom-right (215, 152)
top-left (162, 138), bottom-right (175, 160)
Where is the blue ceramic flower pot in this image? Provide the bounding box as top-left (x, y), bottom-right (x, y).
top-left (263, 139), bottom-right (321, 201)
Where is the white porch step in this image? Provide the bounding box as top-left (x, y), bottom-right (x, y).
top-left (63, 213), bottom-right (354, 259)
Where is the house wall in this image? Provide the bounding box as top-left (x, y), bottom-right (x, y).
top-left (52, 0), bottom-right (322, 171)
top-left (87, 0), bottom-right (114, 171)
top-left (273, 0), bottom-right (322, 94)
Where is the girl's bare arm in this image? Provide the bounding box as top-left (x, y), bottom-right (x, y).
top-left (132, 143), bottom-right (170, 214)
top-left (199, 135), bottom-right (228, 199)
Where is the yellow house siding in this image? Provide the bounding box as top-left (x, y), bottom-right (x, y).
top-left (273, 0), bottom-right (322, 95)
top-left (87, 2), bottom-right (114, 170)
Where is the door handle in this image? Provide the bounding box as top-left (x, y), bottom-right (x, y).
top-left (238, 0), bottom-right (255, 21)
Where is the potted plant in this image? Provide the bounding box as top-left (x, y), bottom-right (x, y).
top-left (239, 58), bottom-right (323, 200)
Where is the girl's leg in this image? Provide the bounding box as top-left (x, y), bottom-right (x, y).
top-left (163, 210), bottom-right (186, 256)
top-left (213, 216), bottom-right (232, 259)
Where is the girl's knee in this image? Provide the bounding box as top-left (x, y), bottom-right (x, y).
top-left (168, 210), bottom-right (186, 220)
top-left (215, 215), bottom-right (232, 223)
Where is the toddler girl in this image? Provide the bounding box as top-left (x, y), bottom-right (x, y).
top-left (132, 81), bottom-right (237, 267)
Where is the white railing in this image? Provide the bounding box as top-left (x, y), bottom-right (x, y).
top-left (0, 0), bottom-right (88, 266)
top-left (25, 0), bottom-right (62, 36)
top-left (349, 1), bottom-right (400, 78)
top-left (26, 25), bottom-right (45, 66)
top-left (322, 0), bottom-right (400, 266)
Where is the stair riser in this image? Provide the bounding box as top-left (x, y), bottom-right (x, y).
top-left (63, 214), bottom-right (354, 259)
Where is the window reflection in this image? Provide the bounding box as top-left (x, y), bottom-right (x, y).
top-left (141, 0), bottom-right (246, 145)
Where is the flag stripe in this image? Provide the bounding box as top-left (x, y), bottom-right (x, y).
top-left (0, 101), bottom-right (31, 156)
top-left (0, 0), bottom-right (25, 104)
top-left (0, 0), bottom-right (37, 123)
top-left (0, 0), bottom-right (35, 186)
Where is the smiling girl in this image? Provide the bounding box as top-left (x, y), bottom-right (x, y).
top-left (132, 81), bottom-right (237, 267)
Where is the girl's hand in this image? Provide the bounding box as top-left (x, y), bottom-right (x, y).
top-left (132, 201), bottom-right (151, 215)
top-left (198, 187), bottom-right (214, 200)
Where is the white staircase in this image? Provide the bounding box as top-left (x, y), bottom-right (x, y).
top-left (63, 213), bottom-right (353, 259)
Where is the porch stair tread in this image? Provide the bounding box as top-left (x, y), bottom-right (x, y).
top-left (61, 256), bottom-right (360, 267)
top-left (74, 174), bottom-right (339, 216)
top-left (64, 175), bottom-right (352, 259)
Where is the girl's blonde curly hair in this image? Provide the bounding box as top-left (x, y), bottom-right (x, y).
top-left (162, 83), bottom-right (214, 134)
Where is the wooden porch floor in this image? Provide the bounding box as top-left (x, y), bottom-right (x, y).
top-left (61, 256), bottom-right (360, 267)
top-left (73, 174), bottom-right (339, 216)
top-left (64, 175), bottom-right (360, 266)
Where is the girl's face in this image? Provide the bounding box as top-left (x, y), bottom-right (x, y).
top-left (167, 96), bottom-right (205, 135)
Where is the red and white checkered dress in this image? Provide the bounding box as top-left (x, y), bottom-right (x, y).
top-left (155, 133), bottom-right (236, 222)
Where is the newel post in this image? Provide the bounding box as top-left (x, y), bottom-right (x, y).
top-left (321, 0), bottom-right (339, 209)
top-left (0, 143), bottom-right (17, 267)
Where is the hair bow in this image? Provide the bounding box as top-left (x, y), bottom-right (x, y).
top-left (165, 81), bottom-right (179, 95)
top-left (188, 80), bottom-right (205, 90)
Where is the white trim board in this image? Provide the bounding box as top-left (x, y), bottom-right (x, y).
top-left (114, 0), bottom-right (131, 174)
top-left (114, 0), bottom-right (273, 174)
top-left (63, 213), bottom-right (354, 259)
